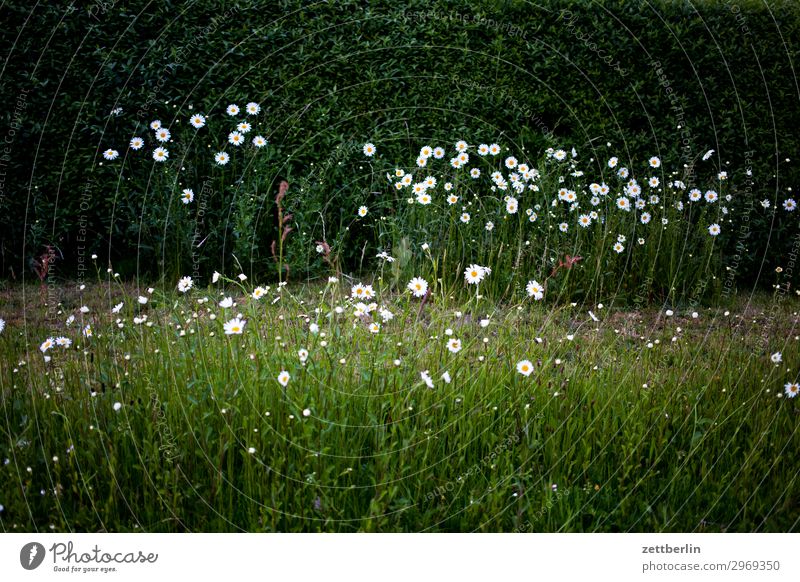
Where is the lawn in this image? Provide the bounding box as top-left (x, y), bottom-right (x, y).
top-left (0, 280), bottom-right (797, 532)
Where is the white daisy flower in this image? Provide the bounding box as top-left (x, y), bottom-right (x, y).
top-left (214, 152), bottom-right (230, 165)
top-left (181, 189), bottom-right (194, 204)
top-left (407, 277), bottom-right (428, 298)
top-left (129, 137), bottom-right (144, 150)
top-left (252, 135), bottom-right (267, 148)
top-left (102, 148), bottom-right (119, 160)
top-left (526, 280), bottom-right (544, 300)
top-left (177, 276), bottom-right (193, 293)
top-left (228, 131), bottom-right (244, 146)
top-left (447, 338), bottom-right (462, 353)
top-left (226, 104), bottom-right (240, 116)
top-left (363, 143), bottom-right (376, 157)
top-left (516, 360), bottom-right (534, 376)
top-left (246, 102), bottom-right (260, 115)
top-left (155, 128), bottom-right (171, 142)
top-left (189, 114), bottom-right (206, 128)
top-left (152, 147), bottom-right (169, 162)
top-left (277, 371), bottom-right (290, 387)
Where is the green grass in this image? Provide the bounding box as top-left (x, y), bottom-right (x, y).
top-left (0, 280), bottom-right (798, 532)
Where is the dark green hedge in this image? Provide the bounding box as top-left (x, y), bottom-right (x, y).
top-left (1, 0), bottom-right (798, 286)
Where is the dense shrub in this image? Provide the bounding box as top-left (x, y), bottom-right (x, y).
top-left (1, 0), bottom-right (798, 296)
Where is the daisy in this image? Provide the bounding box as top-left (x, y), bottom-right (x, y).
top-left (358, 206), bottom-right (368, 217)
top-left (379, 308), bottom-right (394, 322)
top-left (252, 286), bottom-right (267, 300)
top-left (226, 104), bottom-right (240, 116)
top-left (485, 221), bottom-right (494, 231)
top-left (771, 352), bottom-right (782, 364)
top-left (416, 156), bottom-right (427, 167)
top-left (704, 190), bottom-right (718, 203)
top-left (608, 156), bottom-right (618, 168)
top-left (616, 197), bottom-right (631, 211)
top-left (489, 143), bottom-right (501, 155)
top-left (351, 284), bottom-right (367, 299)
top-left (447, 194), bottom-right (458, 205)
top-left (460, 212), bottom-right (470, 224)
top-left (83, 325), bottom-right (93, 338)
top-left (516, 360), bottom-right (534, 376)
top-left (433, 147), bottom-right (445, 159)
top-left (55, 336), bottom-right (71, 348)
top-left (578, 214), bottom-right (591, 227)
top-left (640, 212), bottom-right (651, 224)
top-left (417, 193), bottom-right (432, 205)
top-left (613, 242), bottom-right (625, 253)
top-left (277, 371), bottom-right (290, 387)
top-left (590, 196), bottom-right (600, 206)
top-left (181, 188), bottom-right (194, 204)
top-left (689, 189), bottom-right (702, 202)
top-left (618, 167), bottom-right (629, 179)
top-left (407, 277), bottom-right (428, 298)
top-left (40, 337), bottom-right (55, 352)
top-left (553, 149), bottom-right (567, 161)
top-left (219, 296), bottom-right (233, 308)
top-left (363, 143), bottom-right (376, 157)
top-left (112, 302), bottom-right (123, 314)
top-left (102, 148), bottom-right (119, 160)
top-left (708, 223), bottom-right (721, 236)
top-left (785, 382), bottom-right (799, 398)
top-left (783, 198), bottom-right (796, 211)
top-left (189, 114), bottom-right (206, 128)
top-left (477, 144), bottom-right (489, 155)
top-left (505, 156), bottom-right (518, 169)
top-left (155, 128), bottom-right (171, 142)
top-left (419, 145), bottom-right (432, 158)
top-left (177, 276), bottom-right (193, 293)
top-left (702, 149), bottom-right (715, 161)
top-left (150, 120), bottom-right (161, 130)
top-left (648, 177), bottom-right (659, 188)
top-left (649, 194), bottom-right (660, 204)
top-left (526, 280), bottom-right (544, 300)
top-left (246, 102), bottom-right (260, 115)
top-left (298, 348), bottom-right (309, 362)
top-left (761, 199), bottom-right (770, 209)
top-left (152, 147), bottom-right (169, 162)
top-left (648, 156), bottom-right (661, 168)
top-left (420, 370), bottom-right (434, 388)
top-left (447, 338), bottom-right (462, 353)
top-left (470, 168), bottom-right (481, 179)
top-left (464, 264), bottom-right (486, 285)
top-left (455, 140), bottom-right (468, 152)
top-left (129, 137), bottom-right (144, 150)
top-left (559, 222), bottom-right (568, 233)
top-left (214, 152), bottom-right (230, 165)
top-left (228, 131), bottom-right (244, 146)
top-left (442, 371), bottom-right (452, 383)
top-left (506, 196), bottom-right (519, 214)
top-left (237, 122), bottom-right (251, 133)
top-left (223, 317), bottom-right (245, 334)
top-left (369, 322), bottom-right (380, 334)
top-left (457, 152), bottom-right (469, 164)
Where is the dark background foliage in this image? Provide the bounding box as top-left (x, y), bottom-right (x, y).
top-left (1, 0), bottom-right (798, 288)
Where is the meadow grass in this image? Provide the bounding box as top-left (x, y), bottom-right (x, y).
top-left (0, 280), bottom-right (797, 532)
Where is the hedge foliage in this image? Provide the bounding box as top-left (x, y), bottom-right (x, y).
top-left (1, 0), bottom-right (798, 291)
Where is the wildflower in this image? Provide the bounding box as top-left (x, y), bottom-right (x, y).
top-left (369, 322), bottom-right (380, 334)
top-left (219, 297), bottom-right (233, 308)
top-left (455, 140), bottom-right (468, 152)
top-left (559, 222), bottom-right (568, 233)
top-left (102, 149), bottom-right (119, 161)
top-left (40, 337), bottom-right (55, 352)
top-left (177, 276), bottom-right (193, 293)
top-left (649, 156), bottom-right (661, 168)
top-left (246, 102), bottom-right (260, 115)
top-left (113, 402), bottom-right (122, 412)
top-left (553, 149), bottom-right (566, 161)
top-left (770, 352), bottom-right (782, 364)
top-left (460, 212), bottom-right (471, 224)
top-left (223, 317), bottom-right (245, 334)
top-left (702, 149), bottom-right (714, 161)
top-left (150, 120), bottom-right (161, 130)
top-left (420, 370), bottom-right (434, 388)
top-left (252, 135), bottom-right (267, 147)
top-left (358, 206), bottom-right (368, 217)
top-left (464, 264), bottom-right (486, 285)
top-left (608, 157), bottom-right (618, 168)
top-left (489, 143), bottom-right (501, 155)
top-left (407, 277), bottom-right (429, 298)
top-left (226, 104), bottom-right (240, 116)
top-left (704, 190), bottom-right (718, 203)
top-left (708, 223), bottom-right (721, 236)
top-left (785, 383), bottom-right (799, 398)
top-left (309, 323), bottom-right (320, 334)
top-left (506, 196), bottom-right (519, 214)
top-left (517, 360), bottom-right (534, 376)
top-left (783, 198), bottom-right (796, 211)
top-left (228, 131), bottom-right (244, 146)
top-left (277, 371), bottom-right (290, 387)
top-left (433, 147), bottom-right (445, 159)
top-left (55, 337), bottom-right (71, 348)
top-left (181, 189), bottom-right (194, 204)
top-left (129, 137), bottom-right (144, 150)
top-left (613, 242), bottom-right (625, 253)
top-left (155, 128), bottom-right (171, 142)
top-left (761, 199), bottom-right (770, 209)
top-left (578, 214), bottom-right (591, 228)
top-left (363, 143), bottom-right (376, 157)
top-left (379, 308), bottom-right (394, 322)
top-left (526, 280), bottom-right (544, 300)
top-left (214, 152), bottom-right (230, 165)
top-left (112, 302), bottom-right (123, 314)
top-left (152, 147), bottom-right (169, 162)
top-left (190, 114), bottom-right (206, 128)
top-left (0, 319), bottom-right (4, 334)
top-left (470, 168), bottom-right (481, 179)
top-left (442, 371), bottom-right (452, 383)
top-left (640, 212), bottom-right (651, 224)
top-left (648, 177), bottom-right (659, 188)
top-left (447, 338), bottom-right (462, 353)
top-left (447, 194), bottom-right (458, 205)
top-left (616, 197), bottom-right (631, 211)
top-left (83, 325), bottom-right (93, 338)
